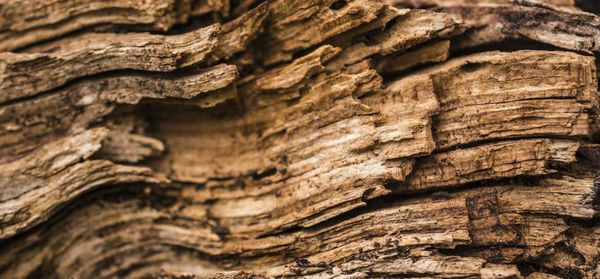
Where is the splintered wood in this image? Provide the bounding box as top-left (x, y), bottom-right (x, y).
top-left (0, 0), bottom-right (599, 278)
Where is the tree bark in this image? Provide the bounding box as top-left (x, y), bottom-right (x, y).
top-left (0, 0), bottom-right (599, 278)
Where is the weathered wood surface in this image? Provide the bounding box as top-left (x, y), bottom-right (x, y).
top-left (388, 0), bottom-right (600, 53)
top-left (0, 0), bottom-right (599, 278)
top-left (0, 0), bottom-right (185, 51)
top-left (1, 24), bottom-right (220, 103)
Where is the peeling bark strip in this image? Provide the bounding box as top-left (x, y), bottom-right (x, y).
top-left (0, 23), bottom-right (220, 103)
top-left (418, 0), bottom-right (600, 53)
top-left (0, 0), bottom-right (189, 51)
top-left (1, 0), bottom-right (600, 278)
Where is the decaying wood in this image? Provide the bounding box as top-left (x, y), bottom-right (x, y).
top-left (259, 0), bottom-right (387, 65)
top-left (0, 0), bottom-right (189, 51)
top-left (375, 40), bottom-right (451, 74)
top-left (0, 63), bottom-right (238, 164)
top-left (1, 0), bottom-right (600, 278)
top-left (0, 128), bottom-right (165, 240)
top-left (1, 174), bottom-right (597, 278)
top-left (0, 24), bottom-right (220, 103)
top-left (405, 50), bottom-right (597, 149)
top-left (398, 0), bottom-right (600, 53)
top-left (387, 0), bottom-right (577, 8)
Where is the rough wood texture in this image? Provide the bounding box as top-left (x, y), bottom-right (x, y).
top-left (395, 0), bottom-right (600, 53)
top-left (404, 50), bottom-right (598, 149)
top-left (387, 0), bottom-right (577, 8)
top-left (1, 0), bottom-right (600, 278)
top-left (0, 128), bottom-right (165, 239)
top-left (0, 0), bottom-right (188, 51)
top-left (0, 24), bottom-right (220, 103)
top-left (0, 63), bottom-right (238, 164)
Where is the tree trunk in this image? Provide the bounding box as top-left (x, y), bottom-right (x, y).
top-left (1, 0), bottom-right (599, 278)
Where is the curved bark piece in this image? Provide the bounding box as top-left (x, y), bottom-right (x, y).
top-left (0, 128), bottom-right (165, 240)
top-left (425, 0), bottom-right (600, 53)
top-left (0, 64), bottom-right (238, 164)
top-left (0, 0), bottom-right (191, 51)
top-left (0, 23), bottom-right (220, 104)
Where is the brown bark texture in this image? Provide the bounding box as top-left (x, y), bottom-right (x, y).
top-left (1, 0), bottom-right (600, 278)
